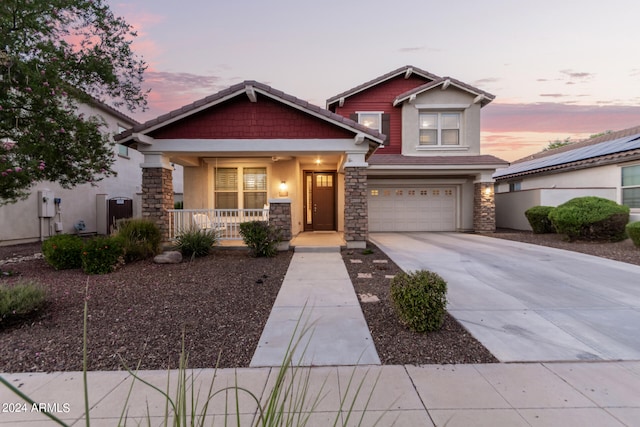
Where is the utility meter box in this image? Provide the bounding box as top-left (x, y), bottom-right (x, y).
top-left (38, 190), bottom-right (55, 218)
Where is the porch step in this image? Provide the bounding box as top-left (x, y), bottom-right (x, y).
top-left (293, 245), bottom-right (340, 253)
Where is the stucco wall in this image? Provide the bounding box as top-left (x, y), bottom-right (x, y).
top-left (496, 188), bottom-right (619, 231)
top-left (401, 87), bottom-right (481, 156)
top-left (494, 163), bottom-right (640, 230)
top-left (0, 103), bottom-right (142, 245)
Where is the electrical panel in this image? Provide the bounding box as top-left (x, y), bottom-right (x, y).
top-left (38, 190), bottom-right (55, 218)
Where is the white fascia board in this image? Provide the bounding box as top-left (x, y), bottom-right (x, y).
top-left (367, 164), bottom-right (504, 172)
top-left (132, 133), bottom-right (155, 145)
top-left (139, 138), bottom-right (371, 154)
top-left (413, 103), bottom-right (470, 110)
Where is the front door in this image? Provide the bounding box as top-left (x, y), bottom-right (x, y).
top-left (304, 171), bottom-right (336, 231)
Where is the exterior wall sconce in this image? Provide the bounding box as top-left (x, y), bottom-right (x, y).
top-left (484, 185), bottom-right (493, 196)
top-left (279, 180), bottom-right (288, 197)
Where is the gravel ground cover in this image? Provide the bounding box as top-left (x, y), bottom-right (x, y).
top-left (2, 230), bottom-right (637, 372)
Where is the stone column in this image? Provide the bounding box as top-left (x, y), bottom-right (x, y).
top-left (473, 182), bottom-right (496, 232)
top-left (142, 167), bottom-right (174, 241)
top-left (268, 199), bottom-right (292, 251)
top-left (344, 166), bottom-right (368, 249)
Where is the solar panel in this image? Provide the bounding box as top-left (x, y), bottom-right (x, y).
top-left (493, 133), bottom-right (640, 178)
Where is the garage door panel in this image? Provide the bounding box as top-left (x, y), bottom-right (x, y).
top-left (368, 186), bottom-right (456, 232)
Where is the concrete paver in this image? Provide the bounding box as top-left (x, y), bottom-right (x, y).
top-left (6, 363), bottom-right (636, 426)
top-left (250, 251), bottom-right (379, 367)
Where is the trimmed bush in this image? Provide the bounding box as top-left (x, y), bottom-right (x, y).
top-left (390, 270), bottom-right (447, 333)
top-left (81, 236), bottom-right (124, 274)
top-left (627, 221), bottom-right (640, 247)
top-left (42, 234), bottom-right (83, 270)
top-left (239, 221), bottom-right (282, 257)
top-left (116, 218), bottom-right (162, 262)
top-left (548, 196), bottom-right (630, 242)
top-left (0, 281), bottom-right (46, 323)
top-left (524, 205), bottom-right (555, 234)
top-left (173, 228), bottom-right (217, 258)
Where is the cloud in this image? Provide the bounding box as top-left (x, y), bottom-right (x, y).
top-left (539, 93), bottom-right (566, 98)
top-left (482, 102), bottom-right (640, 134)
top-left (145, 71), bottom-right (222, 91)
top-left (473, 77), bottom-right (500, 85)
top-left (136, 70), bottom-right (226, 121)
top-left (397, 46), bottom-right (440, 53)
top-left (560, 70), bottom-right (595, 79)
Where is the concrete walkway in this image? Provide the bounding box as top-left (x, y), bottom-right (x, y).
top-left (250, 250), bottom-right (380, 367)
top-left (2, 362), bottom-right (640, 426)
top-left (370, 232), bottom-right (640, 363)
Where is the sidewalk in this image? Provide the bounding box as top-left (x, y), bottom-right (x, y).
top-left (250, 249), bottom-right (380, 366)
top-left (2, 362), bottom-right (639, 426)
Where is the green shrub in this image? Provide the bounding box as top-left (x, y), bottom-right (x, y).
top-left (548, 196), bottom-right (630, 241)
top-left (626, 221), bottom-right (640, 247)
top-left (81, 236), bottom-right (124, 274)
top-left (525, 205), bottom-right (555, 234)
top-left (239, 221), bottom-right (282, 257)
top-left (116, 218), bottom-right (162, 262)
top-left (0, 281), bottom-right (46, 322)
top-left (173, 228), bottom-right (217, 258)
top-left (390, 270), bottom-right (447, 333)
top-left (41, 234), bottom-right (83, 270)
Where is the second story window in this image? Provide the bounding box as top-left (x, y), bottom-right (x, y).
top-left (357, 112), bottom-right (382, 133)
top-left (419, 112), bottom-right (460, 146)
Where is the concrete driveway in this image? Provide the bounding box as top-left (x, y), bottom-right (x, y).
top-left (370, 232), bottom-right (640, 362)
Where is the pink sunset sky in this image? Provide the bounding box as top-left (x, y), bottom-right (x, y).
top-left (106, 0), bottom-right (640, 162)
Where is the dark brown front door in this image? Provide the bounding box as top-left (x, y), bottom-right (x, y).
top-left (304, 171), bottom-right (336, 231)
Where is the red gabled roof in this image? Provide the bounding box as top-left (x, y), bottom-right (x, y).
top-left (325, 65), bottom-right (439, 109)
top-left (116, 80), bottom-right (385, 144)
top-left (393, 77), bottom-right (496, 108)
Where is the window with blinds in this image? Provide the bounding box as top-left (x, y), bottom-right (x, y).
top-left (214, 167), bottom-right (267, 209)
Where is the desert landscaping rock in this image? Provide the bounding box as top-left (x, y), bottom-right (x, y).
top-left (153, 251), bottom-right (183, 264)
top-left (358, 293), bottom-right (380, 303)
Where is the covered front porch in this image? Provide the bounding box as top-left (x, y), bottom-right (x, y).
top-left (115, 81), bottom-right (385, 248)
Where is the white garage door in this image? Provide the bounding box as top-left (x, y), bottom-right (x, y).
top-left (368, 186), bottom-right (457, 232)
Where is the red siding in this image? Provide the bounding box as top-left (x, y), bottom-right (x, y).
top-left (333, 75), bottom-right (429, 154)
top-left (150, 96), bottom-right (354, 139)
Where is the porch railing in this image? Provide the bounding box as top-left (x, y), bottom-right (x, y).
top-left (167, 208), bottom-right (269, 240)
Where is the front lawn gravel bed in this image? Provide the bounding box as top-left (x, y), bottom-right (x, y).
top-left (3, 229), bottom-right (637, 373)
top-left (1, 246), bottom-right (292, 372)
top-left (341, 244), bottom-right (498, 365)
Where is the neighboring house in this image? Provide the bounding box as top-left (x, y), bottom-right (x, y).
top-left (115, 66), bottom-right (505, 248)
top-left (493, 125), bottom-right (640, 230)
top-left (0, 99), bottom-right (184, 246)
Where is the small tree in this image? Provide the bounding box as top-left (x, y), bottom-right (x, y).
top-left (543, 137), bottom-right (573, 151)
top-left (0, 0), bottom-right (148, 204)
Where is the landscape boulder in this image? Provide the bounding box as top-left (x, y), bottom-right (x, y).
top-left (153, 251), bottom-right (182, 264)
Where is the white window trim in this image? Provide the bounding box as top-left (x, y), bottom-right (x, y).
top-left (417, 111), bottom-right (462, 147)
top-left (356, 111), bottom-right (383, 133)
top-left (210, 162), bottom-right (272, 210)
top-left (620, 163), bottom-right (640, 210)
